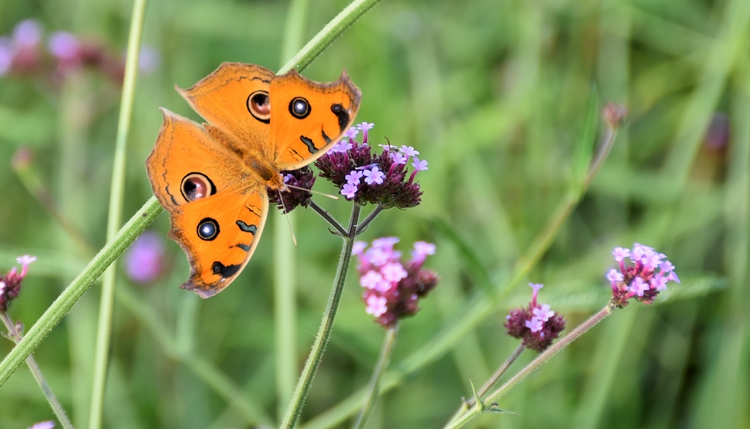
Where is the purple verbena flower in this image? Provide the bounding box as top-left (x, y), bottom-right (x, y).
top-left (363, 166), bottom-right (385, 185)
top-left (357, 122), bottom-right (374, 143)
top-left (345, 170), bottom-right (363, 185)
top-left (355, 237), bottom-right (439, 328)
top-left (504, 283), bottom-right (566, 353)
top-left (606, 243), bottom-right (679, 307)
top-left (341, 183), bottom-right (358, 199)
top-left (315, 121), bottom-right (424, 209)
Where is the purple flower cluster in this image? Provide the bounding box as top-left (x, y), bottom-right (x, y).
top-left (315, 122), bottom-right (425, 209)
top-left (354, 238), bottom-right (439, 328)
top-left (504, 283), bottom-right (566, 353)
top-left (0, 19), bottom-right (158, 82)
top-left (607, 243), bottom-right (679, 307)
top-left (0, 255), bottom-right (36, 312)
top-left (124, 231), bottom-right (166, 284)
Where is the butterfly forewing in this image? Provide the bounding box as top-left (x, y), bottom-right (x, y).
top-left (177, 62), bottom-right (275, 161)
top-left (270, 70), bottom-right (361, 170)
top-left (169, 188), bottom-right (269, 298)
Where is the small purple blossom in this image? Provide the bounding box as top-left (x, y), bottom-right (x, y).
top-left (629, 277), bottom-right (648, 297)
top-left (606, 269), bottom-right (624, 283)
top-left (504, 283), bottom-right (566, 352)
top-left (137, 45), bottom-right (160, 74)
top-left (411, 241), bottom-right (436, 265)
top-left (356, 238), bottom-right (439, 327)
top-left (411, 157), bottom-right (428, 172)
top-left (341, 183), bottom-right (358, 199)
top-left (48, 31), bottom-right (80, 61)
top-left (13, 20), bottom-right (43, 48)
top-left (124, 231), bottom-right (165, 284)
top-left (345, 170), bottom-right (363, 184)
top-left (533, 304), bottom-right (554, 322)
top-left (344, 127), bottom-right (359, 140)
top-left (606, 243), bottom-right (679, 307)
top-left (612, 247), bottom-right (630, 262)
top-left (357, 122), bottom-right (375, 143)
top-left (0, 37), bottom-right (14, 75)
top-left (390, 151), bottom-right (407, 165)
top-left (330, 141), bottom-right (353, 153)
top-left (366, 295), bottom-right (388, 317)
top-left (363, 166), bottom-right (385, 185)
top-left (27, 421), bottom-right (54, 429)
top-left (400, 146), bottom-right (419, 157)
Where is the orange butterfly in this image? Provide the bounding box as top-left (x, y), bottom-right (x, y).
top-left (146, 63), bottom-right (361, 298)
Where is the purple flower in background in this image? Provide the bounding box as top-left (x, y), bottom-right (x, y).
top-left (354, 238), bottom-right (439, 328)
top-left (124, 231), bottom-right (166, 284)
top-left (27, 421), bottom-right (54, 429)
top-left (13, 20), bottom-right (43, 48)
top-left (504, 283), bottom-right (566, 353)
top-left (607, 243), bottom-right (679, 307)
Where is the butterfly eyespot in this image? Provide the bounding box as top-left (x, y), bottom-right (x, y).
top-left (247, 90), bottom-right (271, 123)
top-left (197, 218), bottom-right (219, 241)
top-left (181, 173), bottom-right (216, 202)
top-left (289, 97), bottom-right (310, 119)
top-left (331, 104), bottom-right (342, 113)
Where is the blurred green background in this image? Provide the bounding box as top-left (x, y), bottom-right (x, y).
top-left (0, 0), bottom-right (748, 428)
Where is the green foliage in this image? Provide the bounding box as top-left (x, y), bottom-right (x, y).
top-left (0, 0), bottom-right (748, 428)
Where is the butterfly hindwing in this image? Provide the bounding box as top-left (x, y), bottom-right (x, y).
top-left (169, 188), bottom-right (268, 298)
top-left (270, 70), bottom-right (361, 170)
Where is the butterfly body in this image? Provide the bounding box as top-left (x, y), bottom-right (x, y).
top-left (146, 63), bottom-right (361, 298)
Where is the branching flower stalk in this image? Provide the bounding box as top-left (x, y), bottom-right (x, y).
top-left (274, 126), bottom-right (429, 428)
top-left (445, 243), bottom-right (680, 429)
top-left (1, 256), bottom-right (74, 429)
top-left (352, 325), bottom-right (398, 429)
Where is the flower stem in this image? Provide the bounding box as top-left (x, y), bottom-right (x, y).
top-left (351, 324), bottom-right (399, 429)
top-left (443, 305), bottom-right (614, 429)
top-left (1, 313), bottom-right (74, 429)
top-left (310, 201), bottom-right (348, 236)
top-left (356, 205), bottom-right (384, 235)
top-left (275, 0), bottom-right (310, 419)
top-left (280, 203), bottom-right (361, 429)
top-left (277, 0), bottom-right (383, 75)
top-left (89, 0), bottom-right (148, 426)
top-left (0, 197), bottom-right (162, 389)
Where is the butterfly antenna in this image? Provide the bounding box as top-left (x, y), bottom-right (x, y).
top-left (278, 192), bottom-right (298, 246)
top-left (286, 184), bottom-right (339, 200)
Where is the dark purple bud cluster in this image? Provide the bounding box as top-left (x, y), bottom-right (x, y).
top-left (268, 166), bottom-right (316, 213)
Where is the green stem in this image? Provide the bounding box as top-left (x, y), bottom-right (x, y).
top-left (444, 305), bottom-right (614, 429)
top-left (278, 0), bottom-right (383, 75)
top-left (1, 313), bottom-right (74, 429)
top-left (89, 0), bottom-right (149, 426)
top-left (310, 201), bottom-right (348, 236)
top-left (280, 203), bottom-right (361, 429)
top-left (275, 0), bottom-right (310, 418)
top-left (0, 197), bottom-right (162, 388)
top-left (352, 325), bottom-right (399, 429)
